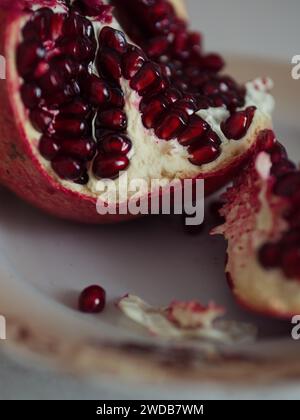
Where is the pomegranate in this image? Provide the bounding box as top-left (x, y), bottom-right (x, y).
top-left (79, 284), bottom-right (106, 313)
top-left (214, 130), bottom-right (300, 319)
top-left (0, 0), bottom-right (273, 223)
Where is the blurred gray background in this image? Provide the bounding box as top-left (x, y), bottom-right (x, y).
top-left (187, 0), bottom-right (300, 62)
top-left (1, 0), bottom-right (300, 400)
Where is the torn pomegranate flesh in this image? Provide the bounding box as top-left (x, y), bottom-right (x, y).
top-left (16, 1), bottom-right (250, 185)
top-left (257, 141), bottom-right (300, 280)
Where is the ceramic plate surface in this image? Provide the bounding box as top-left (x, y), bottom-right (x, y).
top-left (0, 56), bottom-right (300, 392)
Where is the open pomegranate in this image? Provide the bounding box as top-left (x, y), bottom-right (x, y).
top-left (214, 130), bottom-right (300, 319)
top-left (0, 0), bottom-right (274, 223)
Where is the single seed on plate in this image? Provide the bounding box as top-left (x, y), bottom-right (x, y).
top-left (78, 285), bottom-right (106, 313)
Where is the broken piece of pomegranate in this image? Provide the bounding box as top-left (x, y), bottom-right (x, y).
top-left (214, 130), bottom-right (300, 319)
top-left (0, 0), bottom-right (273, 223)
top-left (167, 300), bottom-right (225, 329)
top-left (118, 294), bottom-right (256, 343)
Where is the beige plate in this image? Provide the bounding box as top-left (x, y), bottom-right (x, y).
top-left (0, 56), bottom-right (300, 395)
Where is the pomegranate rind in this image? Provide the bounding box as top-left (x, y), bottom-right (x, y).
top-left (0, 3), bottom-right (273, 223)
top-left (214, 151), bottom-right (300, 319)
top-left (117, 294), bottom-right (256, 343)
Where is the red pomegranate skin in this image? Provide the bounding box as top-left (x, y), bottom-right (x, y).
top-left (0, 5), bottom-right (263, 224)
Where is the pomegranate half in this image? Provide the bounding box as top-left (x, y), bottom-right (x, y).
top-left (214, 131), bottom-right (300, 319)
top-left (0, 0), bottom-right (274, 223)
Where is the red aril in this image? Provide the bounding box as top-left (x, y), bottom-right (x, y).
top-left (78, 285), bottom-right (106, 313)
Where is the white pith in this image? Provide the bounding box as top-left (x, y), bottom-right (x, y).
top-left (215, 153), bottom-right (300, 316)
top-left (15, 1), bottom-right (274, 203)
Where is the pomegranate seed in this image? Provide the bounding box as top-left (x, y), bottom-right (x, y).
top-left (194, 95), bottom-right (211, 110)
top-left (150, 1), bottom-right (173, 20)
top-left (173, 32), bottom-right (188, 54)
top-left (281, 246), bottom-right (300, 279)
top-left (45, 81), bottom-right (80, 107)
top-left (204, 129), bottom-right (222, 146)
top-left (271, 160), bottom-right (296, 177)
top-left (52, 156), bottom-right (85, 181)
top-left (221, 107), bottom-right (256, 140)
top-left (155, 111), bottom-right (187, 140)
top-left (60, 138), bottom-right (96, 161)
top-left (39, 136), bottom-right (61, 160)
top-left (22, 7), bottom-right (53, 41)
top-left (75, 172), bottom-right (89, 185)
top-left (39, 69), bottom-right (65, 93)
top-left (273, 173), bottom-right (300, 197)
top-left (287, 212), bottom-right (300, 229)
top-left (63, 12), bottom-right (95, 39)
top-left (146, 37), bottom-right (169, 57)
top-left (219, 76), bottom-right (237, 90)
top-left (96, 109), bottom-right (127, 131)
top-left (93, 154), bottom-right (129, 179)
top-left (258, 243), bottom-right (280, 269)
top-left (202, 53), bottom-right (225, 72)
top-left (154, 17), bottom-right (171, 35)
top-left (101, 134), bottom-right (132, 155)
top-left (142, 98), bottom-right (167, 129)
top-left (178, 115), bottom-right (208, 146)
top-left (33, 60), bottom-right (50, 79)
top-left (109, 87), bottom-right (125, 108)
top-left (75, 0), bottom-right (112, 18)
top-left (17, 41), bottom-right (45, 78)
top-left (163, 88), bottom-right (183, 104)
top-left (30, 108), bottom-right (53, 132)
top-left (78, 285), bottom-right (106, 313)
top-left (60, 37), bottom-right (96, 62)
top-left (49, 13), bottom-right (65, 41)
top-left (174, 77), bottom-right (189, 92)
top-left (51, 58), bottom-right (79, 80)
top-left (270, 143), bottom-right (288, 164)
top-left (258, 129), bottom-right (277, 151)
top-left (188, 32), bottom-right (202, 48)
top-left (97, 48), bottom-right (122, 81)
top-left (21, 83), bottom-right (42, 109)
top-left (130, 63), bottom-right (161, 95)
top-left (99, 27), bottom-right (127, 54)
top-left (202, 81), bottom-right (220, 96)
top-left (60, 99), bottom-right (90, 116)
top-left (188, 141), bottom-right (221, 166)
top-left (172, 97), bottom-right (197, 118)
top-left (189, 71), bottom-right (209, 88)
top-left (145, 77), bottom-right (169, 97)
top-left (53, 116), bottom-right (87, 138)
top-left (211, 95), bottom-right (226, 108)
top-left (122, 46), bottom-right (146, 79)
top-left (281, 230), bottom-right (300, 246)
top-left (84, 74), bottom-right (110, 106)
top-left (159, 63), bottom-right (172, 78)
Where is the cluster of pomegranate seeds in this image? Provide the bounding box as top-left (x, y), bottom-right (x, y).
top-left (111, 0), bottom-right (246, 111)
top-left (257, 138), bottom-right (300, 280)
top-left (78, 285), bottom-right (106, 313)
top-left (17, 4), bottom-right (135, 183)
top-left (17, 0), bottom-right (255, 184)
